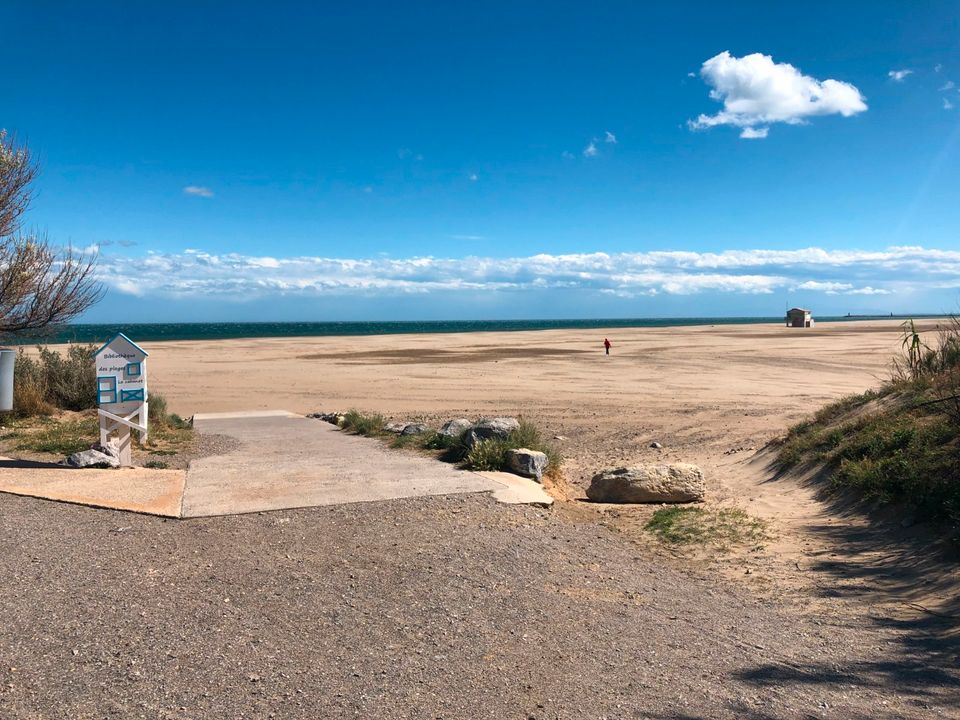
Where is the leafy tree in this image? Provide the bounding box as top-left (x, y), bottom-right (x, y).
top-left (0, 130), bottom-right (102, 338)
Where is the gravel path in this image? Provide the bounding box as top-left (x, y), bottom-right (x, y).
top-left (0, 491), bottom-right (956, 719)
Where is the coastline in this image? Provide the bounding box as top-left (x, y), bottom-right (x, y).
top-left (20, 313), bottom-right (949, 345)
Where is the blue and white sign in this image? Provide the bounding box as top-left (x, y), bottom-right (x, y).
top-left (93, 333), bottom-right (149, 465)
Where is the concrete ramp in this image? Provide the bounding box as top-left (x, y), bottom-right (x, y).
top-left (0, 412), bottom-right (552, 518)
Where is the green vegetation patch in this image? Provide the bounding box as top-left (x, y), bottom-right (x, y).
top-left (458, 420), bottom-right (563, 478)
top-left (340, 409), bottom-right (386, 436)
top-left (777, 318), bottom-right (960, 538)
top-left (10, 345), bottom-right (98, 417)
top-left (644, 506), bottom-right (769, 548)
top-left (13, 416), bottom-right (99, 455)
top-left (337, 413), bottom-right (563, 477)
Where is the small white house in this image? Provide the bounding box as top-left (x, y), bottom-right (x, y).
top-left (93, 333), bottom-right (149, 464)
top-left (785, 308), bottom-right (814, 328)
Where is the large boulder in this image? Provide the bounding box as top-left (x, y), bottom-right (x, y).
top-left (587, 464), bottom-right (705, 504)
top-left (464, 417), bottom-right (520, 447)
top-left (505, 448), bottom-right (549, 481)
top-left (383, 421), bottom-right (407, 434)
top-left (438, 418), bottom-right (473, 438)
top-left (65, 448), bottom-right (119, 469)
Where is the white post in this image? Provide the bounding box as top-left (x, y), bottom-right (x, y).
top-left (0, 350), bottom-right (14, 412)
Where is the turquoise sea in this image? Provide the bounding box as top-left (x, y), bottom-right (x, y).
top-left (14, 315), bottom-right (942, 345)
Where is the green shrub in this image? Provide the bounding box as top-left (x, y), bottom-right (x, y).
top-left (460, 420), bottom-right (563, 477)
top-left (147, 393), bottom-right (191, 430)
top-left (341, 409), bottom-right (385, 436)
top-left (464, 438), bottom-right (509, 470)
top-left (37, 345), bottom-right (97, 410)
top-left (11, 351), bottom-right (53, 416)
top-left (148, 392), bottom-right (168, 424)
top-left (8, 345), bottom-right (96, 417)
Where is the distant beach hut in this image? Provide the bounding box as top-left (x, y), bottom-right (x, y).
top-left (785, 307), bottom-right (814, 328)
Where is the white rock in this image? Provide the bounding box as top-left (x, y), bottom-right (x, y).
top-left (65, 449), bottom-right (119, 469)
top-left (587, 464), bottom-right (705, 503)
top-left (505, 448), bottom-right (549, 481)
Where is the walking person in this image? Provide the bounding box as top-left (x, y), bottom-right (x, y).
top-left (603, 337), bottom-right (611, 355)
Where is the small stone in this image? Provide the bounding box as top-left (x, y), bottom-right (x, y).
top-left (650, 441), bottom-right (663, 449)
top-left (401, 423), bottom-right (429, 436)
top-left (383, 422), bottom-right (406, 434)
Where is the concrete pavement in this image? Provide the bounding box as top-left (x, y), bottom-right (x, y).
top-left (0, 412), bottom-right (552, 517)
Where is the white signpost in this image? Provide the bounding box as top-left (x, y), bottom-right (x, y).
top-left (93, 333), bottom-right (148, 466)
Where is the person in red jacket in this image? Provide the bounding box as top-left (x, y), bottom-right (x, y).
top-left (603, 337), bottom-right (611, 355)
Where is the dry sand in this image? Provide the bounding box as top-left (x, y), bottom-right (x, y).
top-left (146, 319), bottom-right (910, 480)
top-left (131, 318), bottom-right (958, 614)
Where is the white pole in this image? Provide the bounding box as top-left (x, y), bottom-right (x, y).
top-left (0, 350), bottom-right (14, 412)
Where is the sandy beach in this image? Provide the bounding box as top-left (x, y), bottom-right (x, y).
top-left (16, 322), bottom-right (957, 718)
top-left (136, 319), bottom-right (916, 482)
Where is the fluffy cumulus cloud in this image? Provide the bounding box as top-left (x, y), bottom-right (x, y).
top-left (94, 245), bottom-right (960, 301)
top-left (690, 52), bottom-right (867, 138)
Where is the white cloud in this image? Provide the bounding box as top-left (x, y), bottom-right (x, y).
top-left (796, 280), bottom-right (852, 293)
top-left (94, 245), bottom-right (960, 301)
top-left (935, 63), bottom-right (943, 73)
top-left (689, 51), bottom-right (867, 138)
top-left (888, 69), bottom-right (913, 82)
top-left (846, 286), bottom-right (891, 295)
top-left (945, 98), bottom-right (955, 111)
top-left (183, 186), bottom-right (214, 198)
top-left (468, 173), bottom-right (479, 181)
top-left (604, 131), bottom-right (617, 144)
top-left (739, 127), bottom-right (768, 139)
top-left (940, 80), bottom-right (956, 91)
top-left (583, 141), bottom-right (598, 157)
top-left (561, 150), bottom-right (575, 159)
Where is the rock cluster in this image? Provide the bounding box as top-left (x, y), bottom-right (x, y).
top-left (308, 412), bottom-right (345, 426)
top-left (65, 441), bottom-right (120, 469)
top-left (307, 412), bottom-right (551, 482)
top-left (587, 464), bottom-right (705, 504)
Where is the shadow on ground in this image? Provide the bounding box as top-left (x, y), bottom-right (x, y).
top-left (737, 450), bottom-right (960, 711)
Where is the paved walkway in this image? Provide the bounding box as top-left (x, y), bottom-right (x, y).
top-left (0, 412), bottom-right (552, 517)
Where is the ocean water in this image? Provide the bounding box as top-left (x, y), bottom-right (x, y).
top-left (12, 315), bottom-right (932, 345)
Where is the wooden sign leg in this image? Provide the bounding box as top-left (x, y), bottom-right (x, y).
top-left (117, 427), bottom-right (132, 467)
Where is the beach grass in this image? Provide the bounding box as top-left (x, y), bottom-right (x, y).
top-left (459, 420), bottom-right (563, 478)
top-left (9, 415), bottom-right (99, 455)
top-left (340, 409), bottom-right (386, 436)
top-left (778, 317), bottom-right (960, 537)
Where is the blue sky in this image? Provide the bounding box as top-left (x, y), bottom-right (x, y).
top-left (4, 1), bottom-right (960, 321)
